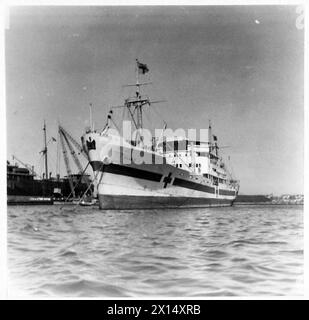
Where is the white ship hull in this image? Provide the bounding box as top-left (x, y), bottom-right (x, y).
top-left (82, 61), bottom-right (239, 210)
top-left (88, 143), bottom-right (237, 209)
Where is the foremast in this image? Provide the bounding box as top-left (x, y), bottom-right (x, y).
top-left (123, 59), bottom-right (151, 145)
top-left (102, 59), bottom-right (166, 149)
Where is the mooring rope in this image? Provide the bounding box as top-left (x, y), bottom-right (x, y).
top-left (72, 161), bottom-right (104, 210)
top-left (60, 161), bottom-right (90, 210)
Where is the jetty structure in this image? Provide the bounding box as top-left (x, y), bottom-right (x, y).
top-left (82, 60), bottom-right (239, 209)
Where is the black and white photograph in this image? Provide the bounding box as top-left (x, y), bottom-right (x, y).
top-left (1, 1), bottom-right (306, 299)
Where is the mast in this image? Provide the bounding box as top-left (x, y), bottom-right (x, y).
top-left (135, 59), bottom-right (143, 133)
top-left (208, 120), bottom-right (212, 176)
top-left (190, 141), bottom-right (196, 173)
top-left (89, 103), bottom-right (94, 131)
top-left (208, 120), bottom-right (212, 150)
top-left (135, 59), bottom-right (140, 96)
top-left (43, 120), bottom-right (48, 180)
top-left (109, 60), bottom-right (164, 145)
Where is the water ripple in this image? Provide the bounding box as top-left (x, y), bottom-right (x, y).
top-left (7, 204), bottom-right (303, 297)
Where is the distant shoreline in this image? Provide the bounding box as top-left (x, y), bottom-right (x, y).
top-left (234, 202), bottom-right (303, 206)
top-left (235, 194), bottom-right (303, 205)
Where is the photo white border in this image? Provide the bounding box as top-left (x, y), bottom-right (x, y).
top-left (0, 0), bottom-right (307, 300)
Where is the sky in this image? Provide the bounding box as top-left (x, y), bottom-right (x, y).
top-left (5, 5), bottom-right (304, 195)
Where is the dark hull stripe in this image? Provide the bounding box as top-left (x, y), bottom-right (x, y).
top-left (90, 161), bottom-right (105, 171)
top-left (173, 178), bottom-right (215, 194)
top-left (98, 194), bottom-right (233, 210)
top-left (91, 161), bottom-right (162, 182)
top-left (90, 161), bottom-right (236, 197)
top-left (219, 189), bottom-right (236, 196)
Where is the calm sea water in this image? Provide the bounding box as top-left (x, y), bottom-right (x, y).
top-left (7, 204), bottom-right (303, 297)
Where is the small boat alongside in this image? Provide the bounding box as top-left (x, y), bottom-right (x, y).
top-left (79, 198), bottom-right (97, 206)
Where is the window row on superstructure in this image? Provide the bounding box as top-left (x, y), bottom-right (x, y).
top-left (175, 163), bottom-right (202, 168)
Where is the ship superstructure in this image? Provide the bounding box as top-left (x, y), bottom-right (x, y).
top-left (82, 60), bottom-right (239, 209)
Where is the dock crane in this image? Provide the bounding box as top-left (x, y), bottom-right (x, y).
top-left (58, 125), bottom-right (91, 199)
top-left (58, 125), bottom-right (87, 160)
top-left (59, 128), bottom-right (84, 175)
top-left (59, 130), bottom-right (76, 198)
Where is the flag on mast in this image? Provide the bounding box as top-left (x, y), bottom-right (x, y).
top-left (136, 59), bottom-right (149, 74)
